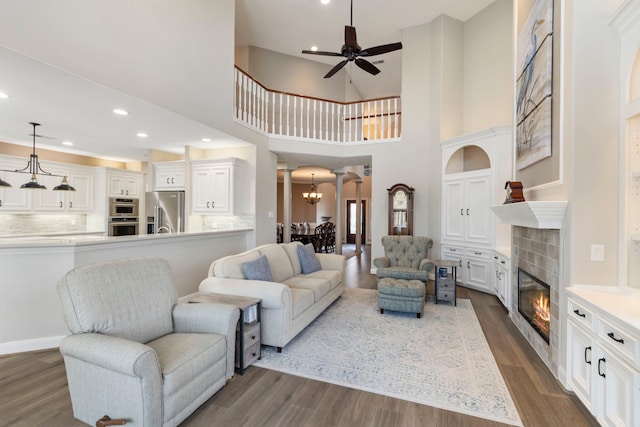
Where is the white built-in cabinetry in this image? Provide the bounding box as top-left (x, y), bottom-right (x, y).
top-left (154, 161), bottom-right (185, 191)
top-left (440, 127), bottom-right (512, 297)
top-left (492, 250), bottom-right (510, 309)
top-left (566, 288), bottom-right (640, 426)
top-left (0, 157), bottom-right (33, 211)
top-left (191, 158), bottom-right (244, 215)
top-left (107, 169), bottom-right (143, 198)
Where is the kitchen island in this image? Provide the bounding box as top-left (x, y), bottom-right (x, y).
top-left (0, 228), bottom-right (254, 354)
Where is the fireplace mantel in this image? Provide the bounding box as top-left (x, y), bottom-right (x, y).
top-left (491, 201), bottom-right (568, 229)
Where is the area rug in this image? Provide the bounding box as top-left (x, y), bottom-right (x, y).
top-left (254, 288), bottom-right (523, 426)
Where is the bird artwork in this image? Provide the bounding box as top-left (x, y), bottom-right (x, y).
top-left (515, 0), bottom-right (553, 170)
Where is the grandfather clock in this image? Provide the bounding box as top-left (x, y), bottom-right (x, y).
top-left (387, 183), bottom-right (414, 235)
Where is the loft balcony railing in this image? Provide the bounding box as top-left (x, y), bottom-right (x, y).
top-left (234, 66), bottom-right (401, 144)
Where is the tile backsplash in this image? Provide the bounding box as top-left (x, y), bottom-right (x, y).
top-left (0, 214), bottom-right (88, 236)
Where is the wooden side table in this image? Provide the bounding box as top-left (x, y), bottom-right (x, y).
top-left (435, 259), bottom-right (457, 306)
top-left (190, 293), bottom-right (262, 375)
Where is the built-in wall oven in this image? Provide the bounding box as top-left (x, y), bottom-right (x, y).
top-left (108, 197), bottom-right (139, 236)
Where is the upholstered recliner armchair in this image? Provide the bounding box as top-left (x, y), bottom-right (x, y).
top-left (373, 235), bottom-right (435, 282)
top-left (57, 257), bottom-right (239, 427)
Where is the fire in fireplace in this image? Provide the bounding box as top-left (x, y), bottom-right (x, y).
top-left (518, 269), bottom-right (550, 343)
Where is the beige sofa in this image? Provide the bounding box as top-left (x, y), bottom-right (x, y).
top-left (199, 241), bottom-right (345, 351)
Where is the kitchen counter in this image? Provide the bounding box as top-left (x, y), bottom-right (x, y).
top-left (0, 227), bottom-right (255, 355)
top-left (0, 228), bottom-right (253, 248)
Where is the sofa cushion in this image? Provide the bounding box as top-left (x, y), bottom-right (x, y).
top-left (303, 269), bottom-right (343, 290)
top-left (259, 245), bottom-right (294, 283)
top-left (284, 276), bottom-right (331, 302)
top-left (241, 255), bottom-right (274, 281)
top-left (213, 251), bottom-right (261, 279)
top-left (289, 288), bottom-right (315, 319)
top-left (297, 243), bottom-right (322, 274)
top-left (281, 241), bottom-right (303, 276)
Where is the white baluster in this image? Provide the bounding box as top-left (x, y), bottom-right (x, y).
top-left (394, 97), bottom-right (399, 138)
top-left (279, 93), bottom-right (283, 135)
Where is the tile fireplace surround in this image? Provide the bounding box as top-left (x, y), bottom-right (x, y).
top-left (492, 201), bottom-right (567, 377)
top-left (512, 226), bottom-right (560, 375)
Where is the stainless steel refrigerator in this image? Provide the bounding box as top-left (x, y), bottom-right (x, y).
top-left (145, 191), bottom-right (185, 234)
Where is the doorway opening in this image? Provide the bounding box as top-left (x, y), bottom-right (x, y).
top-left (346, 199), bottom-right (366, 244)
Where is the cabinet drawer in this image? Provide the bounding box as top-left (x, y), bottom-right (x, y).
top-left (597, 318), bottom-right (640, 368)
top-left (437, 290), bottom-right (455, 302)
top-left (567, 299), bottom-right (593, 331)
top-left (441, 245), bottom-right (464, 254)
top-left (465, 248), bottom-right (491, 259)
top-left (438, 279), bottom-right (455, 290)
top-left (242, 341), bottom-right (261, 368)
top-left (243, 322), bottom-right (261, 348)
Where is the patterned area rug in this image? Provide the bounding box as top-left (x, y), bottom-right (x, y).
top-left (254, 288), bottom-right (522, 426)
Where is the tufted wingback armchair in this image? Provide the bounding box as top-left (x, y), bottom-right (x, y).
top-left (57, 257), bottom-right (239, 427)
top-left (373, 235), bottom-right (435, 282)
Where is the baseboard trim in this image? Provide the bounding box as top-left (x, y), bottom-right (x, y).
top-left (0, 336), bottom-right (64, 356)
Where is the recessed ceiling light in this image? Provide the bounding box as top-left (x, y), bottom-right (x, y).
top-left (311, 46), bottom-right (318, 52)
top-left (0, 92), bottom-right (8, 99)
top-left (113, 108), bottom-right (128, 115)
top-left (321, 0), bottom-right (330, 4)
top-left (62, 141), bottom-right (73, 146)
top-left (201, 138), bottom-right (212, 142)
top-left (136, 132), bottom-right (148, 138)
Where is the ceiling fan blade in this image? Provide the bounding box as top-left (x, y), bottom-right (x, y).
top-left (360, 42), bottom-right (403, 57)
top-left (302, 50), bottom-right (343, 57)
top-left (324, 59), bottom-right (349, 78)
top-left (354, 58), bottom-right (380, 75)
top-left (345, 26), bottom-right (358, 49)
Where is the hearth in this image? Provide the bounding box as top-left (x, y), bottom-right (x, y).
top-left (518, 268), bottom-right (550, 343)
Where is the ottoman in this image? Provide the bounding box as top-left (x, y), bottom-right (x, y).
top-left (377, 278), bottom-right (426, 318)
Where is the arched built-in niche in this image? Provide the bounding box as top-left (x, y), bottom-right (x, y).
top-left (444, 144), bottom-right (491, 175)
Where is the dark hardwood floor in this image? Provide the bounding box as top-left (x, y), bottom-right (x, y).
top-left (0, 244), bottom-right (598, 427)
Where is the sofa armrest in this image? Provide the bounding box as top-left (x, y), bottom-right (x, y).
top-left (420, 258), bottom-right (435, 272)
top-left (373, 256), bottom-right (390, 268)
top-left (173, 302), bottom-right (239, 336)
top-left (316, 253), bottom-right (345, 271)
top-left (199, 277), bottom-right (291, 310)
top-left (59, 333), bottom-right (159, 378)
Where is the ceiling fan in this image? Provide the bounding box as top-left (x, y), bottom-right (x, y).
top-left (301, 0), bottom-right (402, 79)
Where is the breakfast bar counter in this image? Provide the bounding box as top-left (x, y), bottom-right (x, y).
top-left (0, 228), bottom-right (254, 355)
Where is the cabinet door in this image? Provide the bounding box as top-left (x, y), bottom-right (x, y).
top-left (567, 321), bottom-right (593, 410)
top-left (124, 176), bottom-right (141, 198)
top-left (33, 172), bottom-right (65, 210)
top-left (496, 265), bottom-right (509, 308)
top-left (210, 167), bottom-right (230, 212)
top-left (0, 171), bottom-right (32, 211)
top-left (466, 256), bottom-right (492, 292)
top-left (108, 175), bottom-right (126, 197)
top-left (441, 247), bottom-right (465, 285)
top-left (67, 173), bottom-right (93, 211)
top-left (155, 167), bottom-right (185, 190)
top-left (465, 175), bottom-right (491, 244)
top-left (192, 167), bottom-right (213, 212)
top-left (443, 178), bottom-right (464, 241)
top-left (595, 347), bottom-right (639, 427)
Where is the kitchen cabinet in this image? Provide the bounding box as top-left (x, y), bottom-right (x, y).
top-left (191, 158), bottom-right (244, 215)
top-left (33, 165), bottom-right (93, 212)
top-left (154, 161), bottom-right (185, 191)
top-left (107, 170), bottom-right (142, 198)
top-left (492, 251), bottom-right (510, 310)
top-left (566, 290), bottom-right (640, 426)
top-left (0, 157), bottom-right (32, 211)
top-left (441, 244), bottom-right (492, 293)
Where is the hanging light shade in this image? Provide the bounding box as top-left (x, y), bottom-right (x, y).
top-left (303, 173), bottom-right (323, 205)
top-left (53, 176), bottom-right (76, 191)
top-left (1, 122), bottom-right (76, 191)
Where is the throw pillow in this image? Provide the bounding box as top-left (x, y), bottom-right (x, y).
top-left (241, 254), bottom-right (274, 281)
top-left (297, 243), bottom-right (322, 274)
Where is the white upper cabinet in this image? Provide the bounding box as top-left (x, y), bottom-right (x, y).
top-left (108, 171), bottom-right (142, 198)
top-left (191, 158), bottom-right (244, 215)
top-left (33, 164), bottom-right (94, 212)
top-left (154, 161), bottom-right (185, 191)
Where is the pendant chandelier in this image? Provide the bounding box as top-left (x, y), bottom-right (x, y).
top-left (302, 173), bottom-right (323, 205)
top-left (0, 122), bottom-right (75, 191)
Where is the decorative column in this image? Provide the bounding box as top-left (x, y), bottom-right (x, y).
top-left (355, 179), bottom-right (363, 255)
top-left (283, 169), bottom-right (293, 243)
top-left (334, 170), bottom-right (345, 255)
